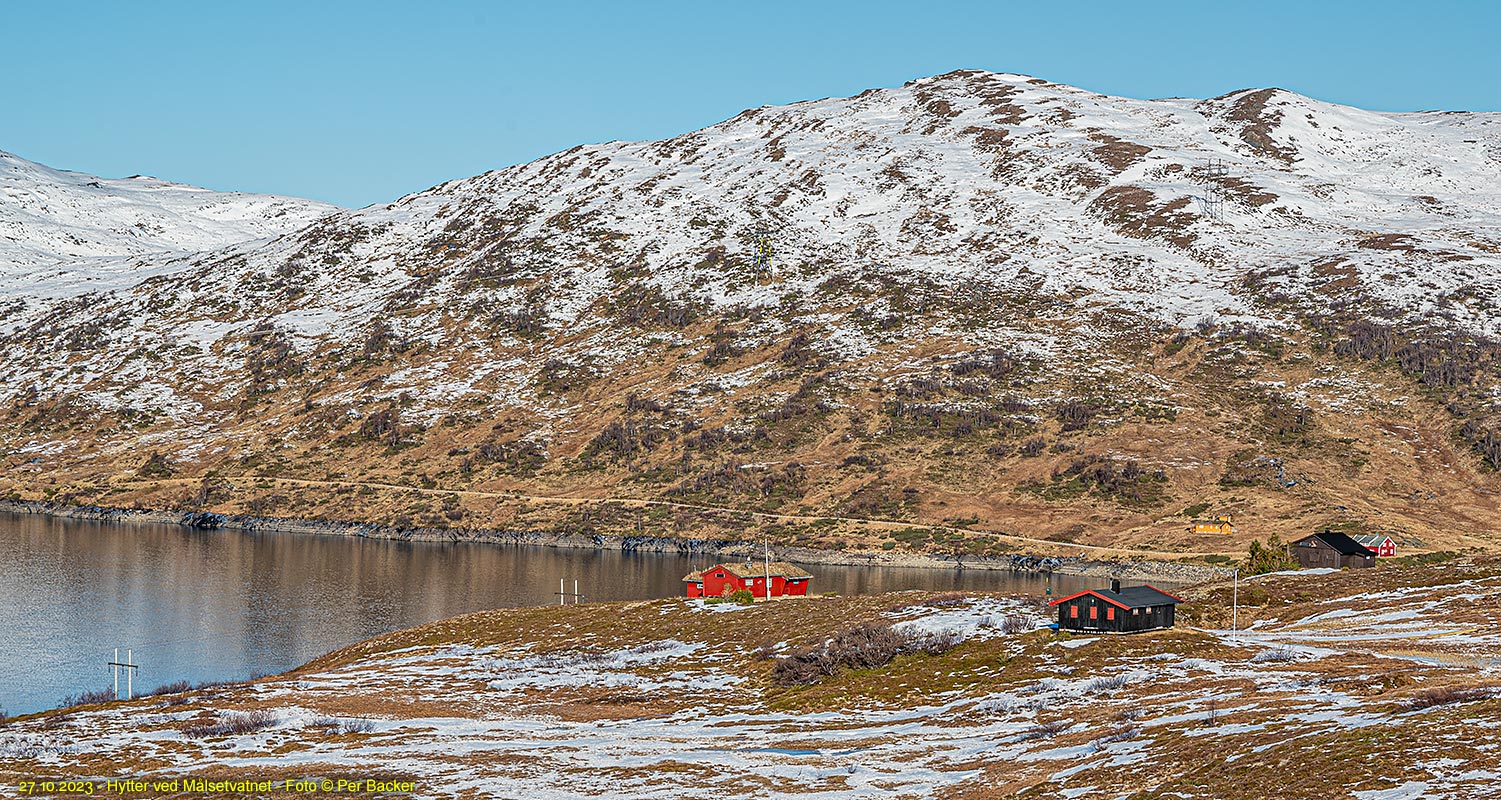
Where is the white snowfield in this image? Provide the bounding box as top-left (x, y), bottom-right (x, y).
top-left (0, 149), bottom-right (336, 303)
top-left (3, 584), bottom-right (1500, 799)
top-left (1, 70), bottom-right (1499, 438)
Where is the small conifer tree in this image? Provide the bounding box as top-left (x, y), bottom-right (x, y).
top-left (1244, 533), bottom-right (1300, 575)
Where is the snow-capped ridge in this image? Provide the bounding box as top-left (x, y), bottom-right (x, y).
top-left (0, 148), bottom-right (339, 277)
top-left (1, 71), bottom-right (1499, 443)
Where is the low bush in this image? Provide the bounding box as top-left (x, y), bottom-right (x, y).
top-left (1408, 686), bottom-right (1496, 710)
top-left (1085, 674), bottom-right (1130, 693)
top-left (1018, 719), bottom-right (1071, 741)
top-left (145, 680), bottom-right (194, 697)
top-left (727, 589), bottom-right (756, 605)
top-left (182, 709), bottom-right (277, 738)
top-left (1000, 614), bottom-right (1034, 635)
top-left (341, 718), bottom-right (375, 734)
top-left (770, 622), bottom-right (963, 687)
top-left (58, 688), bottom-right (114, 708)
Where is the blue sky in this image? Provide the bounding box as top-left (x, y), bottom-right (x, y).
top-left (4, 0), bottom-right (1496, 208)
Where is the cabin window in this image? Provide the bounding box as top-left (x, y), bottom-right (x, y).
top-left (1088, 606), bottom-right (1098, 620)
top-left (1132, 608), bottom-right (1139, 615)
top-left (1106, 607), bottom-right (1115, 621)
top-left (1070, 606), bottom-right (1078, 619)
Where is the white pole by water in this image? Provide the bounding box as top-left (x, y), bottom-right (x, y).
top-left (113, 648), bottom-right (119, 700)
top-left (1232, 568), bottom-right (1239, 631)
top-left (764, 537), bottom-right (771, 600)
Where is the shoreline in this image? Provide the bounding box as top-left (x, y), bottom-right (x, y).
top-left (0, 499), bottom-right (1231, 585)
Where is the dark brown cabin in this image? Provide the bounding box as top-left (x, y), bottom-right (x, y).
top-left (1290, 531), bottom-right (1376, 569)
top-left (1048, 580), bottom-right (1181, 634)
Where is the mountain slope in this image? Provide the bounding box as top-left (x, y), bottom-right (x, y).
top-left (0, 149), bottom-right (337, 302)
top-left (2, 71), bottom-right (1500, 558)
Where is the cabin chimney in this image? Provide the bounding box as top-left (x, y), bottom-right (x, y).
top-left (1110, 579), bottom-right (1121, 594)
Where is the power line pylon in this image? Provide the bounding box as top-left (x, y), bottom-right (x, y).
top-left (1190, 159), bottom-right (1230, 220)
top-left (751, 227), bottom-right (774, 282)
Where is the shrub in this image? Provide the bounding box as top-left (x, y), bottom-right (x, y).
top-left (1250, 648), bottom-right (1300, 663)
top-left (1085, 674), bottom-right (1130, 693)
top-left (1018, 719), bottom-right (1071, 740)
top-left (1000, 614), bottom-right (1034, 634)
top-left (182, 709), bottom-right (277, 738)
top-left (339, 718), bottom-right (375, 734)
top-left (1163, 331), bottom-right (1191, 355)
top-left (906, 629), bottom-right (963, 656)
top-left (145, 680), bottom-right (194, 697)
top-left (1055, 399), bottom-right (1099, 432)
top-left (1408, 686), bottom-right (1495, 710)
top-left (770, 622), bottom-right (962, 687)
top-left (728, 589), bottom-right (756, 605)
top-left (58, 688), bottom-right (115, 708)
top-left (1097, 723), bottom-right (1140, 743)
top-left (137, 451), bottom-right (175, 478)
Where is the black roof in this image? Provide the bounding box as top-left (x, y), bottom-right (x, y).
top-left (1302, 530), bottom-right (1376, 557)
top-left (1054, 584), bottom-right (1181, 609)
top-left (1109, 585), bottom-right (1182, 608)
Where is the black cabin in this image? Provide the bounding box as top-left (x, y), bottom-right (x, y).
top-left (1289, 530), bottom-right (1375, 570)
top-left (1049, 580), bottom-right (1182, 634)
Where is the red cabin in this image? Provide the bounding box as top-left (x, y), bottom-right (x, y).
top-left (1352, 534), bottom-right (1397, 558)
top-left (684, 561), bottom-right (812, 599)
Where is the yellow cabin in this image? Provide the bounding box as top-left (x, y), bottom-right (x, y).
top-left (1189, 515), bottom-right (1235, 535)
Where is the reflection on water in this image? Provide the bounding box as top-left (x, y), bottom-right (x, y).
top-left (0, 512), bottom-right (1113, 716)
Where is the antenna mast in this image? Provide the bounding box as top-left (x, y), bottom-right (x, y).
top-left (751, 227), bottom-right (775, 281)
top-left (1190, 158), bottom-right (1229, 220)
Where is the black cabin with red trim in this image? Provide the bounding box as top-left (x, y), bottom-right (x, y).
top-left (1048, 580), bottom-right (1182, 634)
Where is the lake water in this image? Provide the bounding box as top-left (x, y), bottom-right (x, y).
top-left (0, 512), bottom-right (1114, 716)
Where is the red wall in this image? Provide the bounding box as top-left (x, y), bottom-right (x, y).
top-left (685, 566), bottom-right (811, 598)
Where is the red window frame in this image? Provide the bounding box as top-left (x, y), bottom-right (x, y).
top-left (1106, 607), bottom-right (1115, 621)
top-left (1089, 606), bottom-right (1098, 620)
top-left (1069, 606), bottom-right (1078, 619)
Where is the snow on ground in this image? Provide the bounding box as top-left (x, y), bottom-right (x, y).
top-left (5, 583), bottom-right (1501, 799)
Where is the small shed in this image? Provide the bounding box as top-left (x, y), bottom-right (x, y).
top-left (1290, 531), bottom-right (1376, 569)
top-left (1351, 534), bottom-right (1397, 558)
top-left (1049, 580), bottom-right (1182, 634)
top-left (1189, 515), bottom-right (1236, 535)
top-left (684, 561), bottom-right (812, 600)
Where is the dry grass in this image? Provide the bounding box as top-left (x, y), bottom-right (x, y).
top-left (7, 561), bottom-right (1501, 799)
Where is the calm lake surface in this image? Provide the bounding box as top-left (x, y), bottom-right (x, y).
top-left (1, 512), bottom-right (1122, 716)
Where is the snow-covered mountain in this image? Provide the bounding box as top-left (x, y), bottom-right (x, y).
top-left (0, 149), bottom-right (337, 299)
top-left (4, 71), bottom-right (1501, 552)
